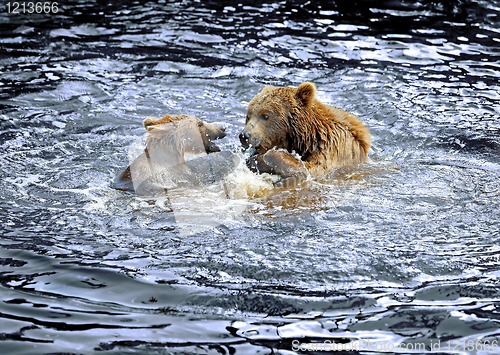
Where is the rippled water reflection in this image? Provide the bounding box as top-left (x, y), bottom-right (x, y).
top-left (1, 0), bottom-right (500, 354)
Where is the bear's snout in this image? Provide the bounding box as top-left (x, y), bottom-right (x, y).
top-left (239, 130), bottom-right (251, 148)
top-left (212, 126), bottom-right (226, 140)
top-left (219, 126), bottom-right (226, 136)
top-left (204, 123), bottom-right (226, 140)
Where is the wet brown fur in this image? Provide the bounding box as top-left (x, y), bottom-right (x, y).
top-left (243, 82), bottom-right (371, 176)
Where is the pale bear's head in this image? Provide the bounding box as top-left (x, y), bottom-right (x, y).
top-left (143, 114), bottom-right (226, 156)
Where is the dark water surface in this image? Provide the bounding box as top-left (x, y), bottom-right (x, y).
top-left (1, 1), bottom-right (500, 354)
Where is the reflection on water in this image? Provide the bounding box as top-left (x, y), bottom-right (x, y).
top-left (1, 0), bottom-right (500, 354)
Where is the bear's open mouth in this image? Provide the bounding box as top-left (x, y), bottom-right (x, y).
top-left (205, 130), bottom-right (226, 153)
top-left (214, 131), bottom-right (227, 140)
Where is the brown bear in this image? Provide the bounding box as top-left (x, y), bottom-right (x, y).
top-left (239, 81), bottom-right (371, 184)
top-left (115, 114), bottom-right (228, 195)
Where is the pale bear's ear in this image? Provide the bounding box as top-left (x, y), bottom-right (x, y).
top-left (295, 81), bottom-right (316, 107)
top-left (143, 117), bottom-right (157, 130)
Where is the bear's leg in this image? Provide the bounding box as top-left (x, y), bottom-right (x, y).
top-left (114, 166), bottom-right (135, 192)
top-left (247, 149), bottom-right (309, 183)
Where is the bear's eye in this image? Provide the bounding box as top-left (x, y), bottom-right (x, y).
top-left (261, 114), bottom-right (269, 120)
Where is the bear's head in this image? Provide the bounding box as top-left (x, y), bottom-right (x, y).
top-left (144, 114), bottom-right (226, 155)
top-left (239, 82), bottom-right (317, 155)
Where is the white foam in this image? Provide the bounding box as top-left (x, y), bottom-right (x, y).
top-left (224, 161), bottom-right (277, 199)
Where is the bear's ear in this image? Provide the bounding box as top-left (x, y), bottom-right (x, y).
top-left (295, 81), bottom-right (316, 107)
top-left (143, 117), bottom-right (157, 131)
top-left (261, 86), bottom-right (274, 94)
